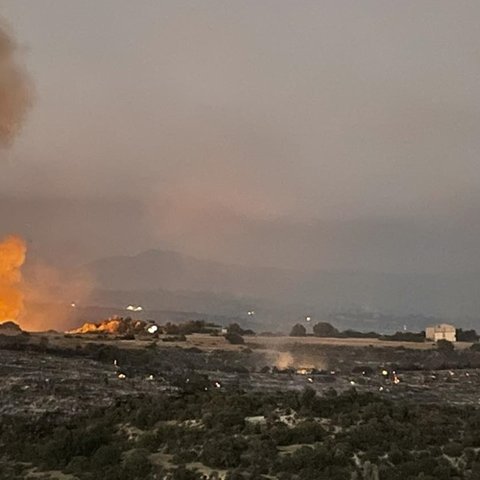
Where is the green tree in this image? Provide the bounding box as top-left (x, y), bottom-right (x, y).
top-left (225, 332), bottom-right (245, 345)
top-left (290, 323), bottom-right (306, 337)
top-left (312, 322), bottom-right (339, 337)
top-left (456, 328), bottom-right (478, 342)
top-left (122, 449), bottom-right (152, 478)
top-left (91, 445), bottom-right (121, 470)
top-left (437, 339), bottom-right (454, 353)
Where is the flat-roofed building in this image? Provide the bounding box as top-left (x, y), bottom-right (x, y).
top-left (425, 323), bottom-right (456, 342)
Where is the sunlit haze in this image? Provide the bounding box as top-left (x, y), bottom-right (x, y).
top-left (2, 1), bottom-right (480, 274)
top-left (3, 5), bottom-right (480, 477)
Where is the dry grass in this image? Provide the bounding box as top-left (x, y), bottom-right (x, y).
top-left (253, 335), bottom-right (473, 350)
top-left (26, 469), bottom-right (76, 480)
top-left (43, 332), bottom-right (472, 352)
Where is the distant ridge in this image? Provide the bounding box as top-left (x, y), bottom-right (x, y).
top-left (82, 249), bottom-right (480, 321)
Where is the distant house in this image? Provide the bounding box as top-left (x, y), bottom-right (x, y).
top-left (425, 324), bottom-right (456, 342)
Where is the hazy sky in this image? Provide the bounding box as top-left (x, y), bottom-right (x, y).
top-left (2, 1), bottom-right (480, 272)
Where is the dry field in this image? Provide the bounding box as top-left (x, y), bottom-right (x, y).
top-left (128, 333), bottom-right (472, 352)
top-left (251, 335), bottom-right (473, 351)
top-left (40, 332), bottom-right (473, 353)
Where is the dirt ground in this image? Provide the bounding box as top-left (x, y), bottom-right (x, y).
top-left (251, 335), bottom-right (473, 350)
top-left (41, 331), bottom-right (473, 353)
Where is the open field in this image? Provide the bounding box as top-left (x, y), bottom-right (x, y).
top-left (41, 331), bottom-right (474, 352)
top-left (252, 335), bottom-right (473, 351)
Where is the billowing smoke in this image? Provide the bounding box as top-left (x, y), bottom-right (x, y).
top-left (22, 260), bottom-right (93, 332)
top-left (0, 21), bottom-right (33, 327)
top-left (0, 235), bottom-right (27, 323)
top-left (0, 19), bottom-right (32, 147)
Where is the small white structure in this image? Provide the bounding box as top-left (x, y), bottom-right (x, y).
top-left (425, 324), bottom-right (456, 342)
top-left (147, 324), bottom-right (158, 334)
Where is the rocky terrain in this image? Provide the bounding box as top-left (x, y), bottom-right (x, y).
top-left (3, 327), bottom-right (480, 479)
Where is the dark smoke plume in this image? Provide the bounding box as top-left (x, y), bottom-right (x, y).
top-left (0, 19), bottom-right (32, 147)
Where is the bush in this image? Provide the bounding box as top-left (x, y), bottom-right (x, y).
top-left (119, 333), bottom-right (135, 340)
top-left (437, 339), bottom-right (454, 353)
top-left (443, 442), bottom-right (463, 457)
top-left (290, 324), bottom-right (306, 337)
top-left (65, 456), bottom-right (89, 475)
top-left (91, 445), bottom-right (121, 469)
top-left (202, 436), bottom-right (248, 468)
top-left (225, 332), bottom-right (245, 345)
top-left (312, 322), bottom-right (339, 337)
top-left (227, 323), bottom-right (244, 335)
top-left (382, 331), bottom-right (425, 343)
top-left (457, 329), bottom-right (479, 342)
top-left (226, 323), bottom-right (255, 336)
top-left (162, 334), bottom-right (187, 342)
top-left (171, 466), bottom-right (204, 479)
top-left (122, 449), bottom-right (152, 478)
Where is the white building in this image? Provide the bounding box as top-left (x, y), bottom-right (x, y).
top-left (425, 324), bottom-right (456, 342)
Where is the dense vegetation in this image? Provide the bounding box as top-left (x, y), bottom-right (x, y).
top-left (290, 321), bottom-right (480, 345)
top-left (2, 386), bottom-right (480, 479)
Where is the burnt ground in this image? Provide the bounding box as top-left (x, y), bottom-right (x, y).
top-left (2, 332), bottom-right (480, 421)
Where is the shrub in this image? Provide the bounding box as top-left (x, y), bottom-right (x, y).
top-left (456, 329), bottom-right (479, 342)
top-left (225, 332), bottom-right (245, 345)
top-left (91, 445), bottom-right (121, 469)
top-left (312, 322), bottom-right (339, 337)
top-left (290, 324), bottom-right (306, 337)
top-left (437, 339), bottom-right (454, 353)
top-left (122, 449), bottom-right (152, 478)
top-left (443, 442), bottom-right (463, 458)
top-left (162, 334), bottom-right (187, 342)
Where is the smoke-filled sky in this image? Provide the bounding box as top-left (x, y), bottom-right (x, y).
top-left (2, 0), bottom-right (480, 273)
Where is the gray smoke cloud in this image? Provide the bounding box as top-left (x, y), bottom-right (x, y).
top-left (2, 0), bottom-right (480, 280)
top-left (0, 19), bottom-right (32, 147)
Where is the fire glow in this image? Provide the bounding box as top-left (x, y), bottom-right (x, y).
top-left (0, 235), bottom-right (26, 324)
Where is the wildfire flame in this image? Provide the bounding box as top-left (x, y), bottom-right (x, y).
top-left (67, 317), bottom-right (148, 335)
top-left (69, 318), bottom-right (126, 335)
top-left (0, 235), bottom-right (26, 324)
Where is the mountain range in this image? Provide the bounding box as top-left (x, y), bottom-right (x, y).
top-left (79, 249), bottom-right (480, 330)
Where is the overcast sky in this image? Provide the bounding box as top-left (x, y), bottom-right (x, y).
top-left (2, 0), bottom-right (480, 273)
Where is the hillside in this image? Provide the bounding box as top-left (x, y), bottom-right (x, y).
top-left (82, 250), bottom-right (480, 324)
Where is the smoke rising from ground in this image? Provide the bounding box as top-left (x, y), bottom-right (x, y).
top-left (0, 19), bottom-right (32, 148)
top-left (3, 1), bottom-right (480, 276)
top-left (3, 2), bottom-right (480, 323)
top-left (21, 259), bottom-right (93, 331)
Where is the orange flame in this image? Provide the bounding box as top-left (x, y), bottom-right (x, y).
top-left (68, 317), bottom-right (146, 335)
top-left (0, 235), bottom-right (26, 324)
